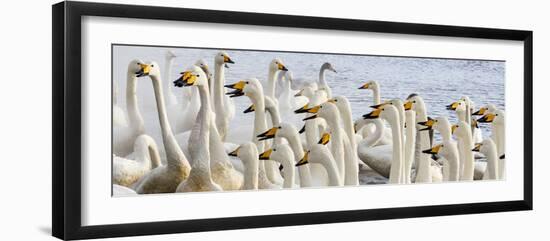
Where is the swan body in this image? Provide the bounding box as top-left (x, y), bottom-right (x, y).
top-left (453, 121), bottom-right (475, 181)
top-left (229, 142), bottom-right (259, 190)
top-left (405, 95), bottom-right (433, 183)
top-left (259, 144), bottom-right (297, 188)
top-left (302, 144), bottom-right (343, 186)
top-left (423, 140), bottom-right (460, 181)
top-left (472, 139), bottom-right (499, 180)
top-left (113, 134), bottom-right (161, 187)
top-left (132, 62), bottom-right (191, 194)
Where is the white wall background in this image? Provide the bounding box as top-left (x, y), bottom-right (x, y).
top-left (0, 0), bottom-right (546, 240)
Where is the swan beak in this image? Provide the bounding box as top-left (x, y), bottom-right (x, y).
top-left (404, 101), bottom-right (413, 111)
top-left (225, 81), bottom-right (246, 97)
top-left (472, 107), bottom-right (487, 115)
top-left (294, 104), bottom-right (310, 113)
top-left (451, 124), bottom-right (459, 134)
top-left (296, 151), bottom-right (309, 166)
top-left (228, 147), bottom-right (240, 157)
top-left (303, 115), bottom-right (318, 121)
top-left (318, 133), bottom-right (331, 145)
top-left (422, 144), bottom-right (442, 154)
top-left (135, 63), bottom-right (151, 77)
top-left (472, 143), bottom-right (482, 152)
top-left (327, 98), bottom-right (336, 104)
top-left (173, 71), bottom-right (196, 87)
top-left (330, 67), bottom-right (337, 73)
top-left (298, 124), bottom-right (306, 134)
top-left (243, 104), bottom-right (255, 113)
top-left (258, 149), bottom-right (273, 160)
top-left (418, 117), bottom-right (435, 131)
top-left (305, 105), bottom-right (321, 114)
top-left (477, 113), bottom-right (496, 123)
top-left (471, 118), bottom-right (479, 128)
top-left (358, 83), bottom-right (370, 89)
top-left (278, 63), bottom-right (288, 71)
top-left (363, 108), bottom-right (382, 119)
top-left (257, 127), bottom-right (278, 141)
top-left (223, 55), bottom-right (235, 64)
top-left (446, 101), bottom-right (459, 110)
top-left (294, 89), bottom-right (304, 97)
top-left (370, 102), bottom-right (389, 109)
top-left (500, 154), bottom-right (505, 159)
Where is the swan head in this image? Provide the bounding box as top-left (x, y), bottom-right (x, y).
top-left (473, 104), bottom-right (498, 115)
top-left (228, 142), bottom-right (258, 162)
top-left (327, 96), bottom-right (350, 109)
top-left (318, 132), bottom-right (331, 145)
top-left (258, 144), bottom-right (294, 164)
top-left (363, 104), bottom-right (398, 121)
top-left (417, 116), bottom-right (436, 131)
top-left (358, 80), bottom-right (378, 90)
top-left (166, 50), bottom-right (177, 59)
top-left (405, 94), bottom-right (426, 112)
top-left (215, 51), bottom-right (235, 67)
top-left (423, 141), bottom-right (453, 157)
top-left (257, 122), bottom-right (297, 141)
top-left (298, 102), bottom-right (337, 121)
top-left (225, 78), bottom-right (262, 98)
top-left (134, 61), bottom-right (161, 78)
top-left (270, 58), bottom-right (288, 72)
top-left (194, 59), bottom-right (211, 77)
top-left (173, 65), bottom-right (208, 87)
top-left (472, 138), bottom-right (496, 153)
top-left (128, 59), bottom-right (146, 75)
top-left (450, 121), bottom-right (470, 136)
top-left (299, 144), bottom-right (332, 166)
top-left (477, 109), bottom-right (504, 125)
top-left (446, 99), bottom-right (466, 112)
top-left (321, 62), bottom-right (337, 73)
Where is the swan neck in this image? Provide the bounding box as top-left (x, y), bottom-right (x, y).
top-left (126, 73), bottom-right (145, 133)
top-left (150, 74), bottom-right (189, 168)
top-left (213, 63), bottom-right (226, 112)
top-left (243, 155), bottom-right (259, 190)
top-left (373, 87), bottom-right (380, 105)
top-left (483, 147), bottom-right (499, 179)
top-left (387, 115), bottom-right (403, 183)
top-left (267, 68), bottom-right (277, 98)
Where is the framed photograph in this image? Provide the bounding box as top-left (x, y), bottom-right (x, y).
top-left (52, 1), bottom-right (533, 240)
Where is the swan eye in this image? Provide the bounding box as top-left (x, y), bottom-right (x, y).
top-left (196, 74), bottom-right (200, 77)
top-left (413, 101), bottom-right (416, 103)
top-left (273, 149), bottom-right (277, 152)
top-left (246, 81), bottom-right (249, 84)
top-left (136, 63), bottom-right (140, 65)
top-left (151, 65), bottom-right (154, 67)
top-left (278, 126), bottom-right (282, 129)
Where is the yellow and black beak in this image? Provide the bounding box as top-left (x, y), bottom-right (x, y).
top-left (296, 105), bottom-right (320, 121)
top-left (296, 151), bottom-right (310, 166)
top-left (358, 82), bottom-right (370, 89)
top-left (451, 124), bottom-right (459, 134)
top-left (135, 63), bottom-right (151, 77)
top-left (243, 104), bottom-right (255, 114)
top-left (500, 154), bottom-right (505, 160)
top-left (404, 101), bottom-right (413, 111)
top-left (278, 62), bottom-right (288, 71)
top-left (417, 117), bottom-right (435, 131)
top-left (258, 149), bottom-right (272, 160)
top-left (173, 71), bottom-right (197, 87)
top-left (477, 113), bottom-right (496, 123)
top-left (318, 132), bottom-right (331, 145)
top-left (228, 147), bottom-right (240, 157)
top-left (223, 55), bottom-right (235, 64)
top-left (472, 107), bottom-right (487, 116)
top-left (472, 143), bottom-right (482, 152)
top-left (294, 104), bottom-right (310, 114)
top-left (294, 89), bottom-right (304, 97)
top-left (363, 108), bottom-right (382, 119)
top-left (422, 144), bottom-right (442, 155)
top-left (446, 101), bottom-right (459, 111)
top-left (257, 127), bottom-right (278, 141)
top-left (224, 81), bottom-right (246, 98)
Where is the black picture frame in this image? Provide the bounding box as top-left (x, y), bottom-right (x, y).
top-left (52, 1), bottom-right (533, 240)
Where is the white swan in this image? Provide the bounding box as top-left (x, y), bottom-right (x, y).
top-left (423, 141), bottom-right (460, 181)
top-left (256, 122), bottom-right (313, 187)
top-left (278, 71), bottom-right (308, 115)
top-left (163, 50), bottom-right (178, 106)
top-left (478, 109), bottom-right (505, 179)
top-left (225, 78), bottom-right (280, 189)
top-left (316, 62), bottom-right (336, 99)
top-left (175, 66), bottom-right (223, 192)
top-left (212, 51), bottom-right (236, 141)
top-left (404, 94), bottom-right (433, 183)
top-left (358, 80), bottom-right (391, 147)
top-left (472, 139), bottom-right (499, 180)
top-left (113, 134), bottom-right (161, 187)
top-left (364, 104), bottom-right (404, 184)
top-left (265, 58), bottom-right (289, 100)
top-left (299, 143), bottom-right (343, 186)
top-left (169, 59), bottom-right (205, 135)
top-left (229, 142), bottom-right (259, 190)
top-left (259, 144), bottom-right (297, 188)
top-left (301, 102), bottom-right (359, 185)
top-left (403, 110), bottom-right (416, 184)
top-left (113, 59), bottom-right (146, 157)
top-left (418, 116), bottom-right (452, 181)
top-left (452, 121), bottom-right (475, 181)
top-left (131, 62), bottom-right (191, 194)
top-left (174, 65), bottom-right (244, 191)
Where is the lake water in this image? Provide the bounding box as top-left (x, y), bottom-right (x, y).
top-left (113, 45), bottom-right (504, 149)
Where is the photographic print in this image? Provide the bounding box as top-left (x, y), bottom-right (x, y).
top-left (111, 44), bottom-right (505, 195)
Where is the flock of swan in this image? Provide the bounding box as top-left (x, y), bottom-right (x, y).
top-left (112, 50), bottom-right (506, 195)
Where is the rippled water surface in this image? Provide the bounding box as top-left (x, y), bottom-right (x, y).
top-left (113, 45), bottom-right (504, 148)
